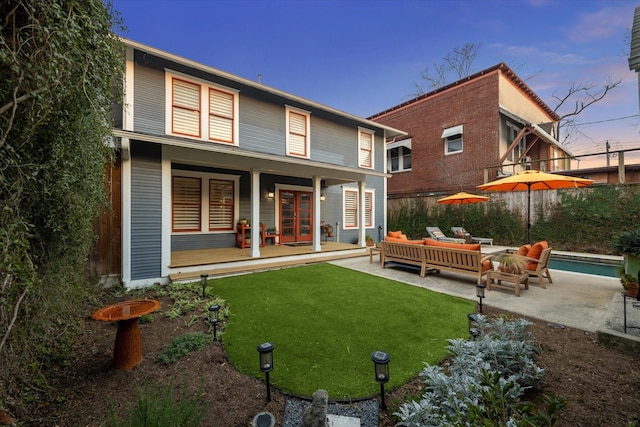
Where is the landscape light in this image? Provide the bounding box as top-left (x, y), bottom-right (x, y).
top-left (201, 274), bottom-right (209, 298)
top-left (209, 304), bottom-right (220, 341)
top-left (371, 350), bottom-right (390, 409)
top-left (257, 342), bottom-right (274, 402)
top-left (476, 283), bottom-right (486, 313)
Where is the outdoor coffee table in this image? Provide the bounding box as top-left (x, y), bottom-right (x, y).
top-left (486, 270), bottom-right (529, 297)
top-left (92, 299), bottom-right (160, 370)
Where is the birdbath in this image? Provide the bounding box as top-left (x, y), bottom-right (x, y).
top-left (92, 299), bottom-right (160, 370)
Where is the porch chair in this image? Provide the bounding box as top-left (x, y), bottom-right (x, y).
top-left (426, 227), bottom-right (465, 244)
top-left (523, 246), bottom-right (553, 287)
top-left (451, 226), bottom-right (494, 246)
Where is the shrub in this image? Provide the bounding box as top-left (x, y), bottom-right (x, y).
top-left (107, 380), bottom-right (204, 427)
top-left (395, 315), bottom-right (564, 426)
top-left (156, 332), bottom-right (211, 365)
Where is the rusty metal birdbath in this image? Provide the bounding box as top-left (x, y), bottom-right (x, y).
top-left (92, 299), bottom-right (160, 370)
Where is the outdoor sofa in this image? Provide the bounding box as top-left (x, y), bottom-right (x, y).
top-left (382, 231), bottom-right (494, 284)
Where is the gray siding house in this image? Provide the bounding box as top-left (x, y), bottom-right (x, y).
top-left (112, 39), bottom-right (405, 288)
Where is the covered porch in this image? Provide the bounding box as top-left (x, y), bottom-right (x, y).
top-left (168, 241), bottom-right (365, 282)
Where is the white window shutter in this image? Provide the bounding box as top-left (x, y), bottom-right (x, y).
top-left (172, 79), bottom-right (200, 136)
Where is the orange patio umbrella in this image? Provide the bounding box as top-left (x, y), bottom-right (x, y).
top-left (477, 170), bottom-right (593, 243)
top-left (437, 192), bottom-right (490, 227)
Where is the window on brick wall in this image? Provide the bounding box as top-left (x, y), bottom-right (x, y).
top-left (387, 138), bottom-right (412, 172)
top-left (442, 125), bottom-right (463, 155)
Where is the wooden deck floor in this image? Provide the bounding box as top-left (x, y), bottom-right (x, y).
top-left (169, 241), bottom-right (366, 282)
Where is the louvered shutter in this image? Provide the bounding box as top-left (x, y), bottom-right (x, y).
top-left (344, 190), bottom-right (358, 227)
top-left (209, 180), bottom-right (234, 230)
top-left (173, 177), bottom-right (201, 231)
top-left (209, 89), bottom-right (234, 143)
top-left (365, 192), bottom-right (373, 227)
top-left (172, 79), bottom-right (200, 137)
top-left (288, 111), bottom-right (307, 156)
top-left (359, 131), bottom-right (372, 167)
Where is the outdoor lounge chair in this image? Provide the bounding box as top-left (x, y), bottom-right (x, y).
top-left (451, 226), bottom-right (494, 246)
top-left (426, 227), bottom-right (465, 243)
top-left (523, 246), bottom-right (553, 286)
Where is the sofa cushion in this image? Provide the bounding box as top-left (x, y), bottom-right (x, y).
top-left (387, 230), bottom-right (403, 238)
top-left (481, 260), bottom-right (493, 271)
top-left (424, 238), bottom-right (481, 252)
top-left (385, 236), bottom-right (425, 244)
top-left (527, 241), bottom-right (548, 260)
top-left (399, 234), bottom-right (408, 240)
top-left (516, 244), bottom-right (531, 256)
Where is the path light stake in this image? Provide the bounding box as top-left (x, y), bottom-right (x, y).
top-left (371, 350), bottom-right (390, 410)
top-left (257, 342), bottom-right (274, 402)
top-left (209, 304), bottom-right (220, 341)
top-left (467, 313), bottom-right (480, 339)
top-left (201, 274), bottom-right (209, 298)
top-left (476, 283), bottom-right (486, 313)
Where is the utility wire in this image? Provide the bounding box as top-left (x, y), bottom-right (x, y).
top-left (574, 114), bottom-right (639, 126)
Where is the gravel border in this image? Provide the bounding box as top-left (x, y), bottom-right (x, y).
top-left (281, 397), bottom-right (379, 427)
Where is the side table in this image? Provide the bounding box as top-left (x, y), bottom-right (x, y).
top-left (369, 244), bottom-right (383, 264)
top-left (486, 270), bottom-right (529, 297)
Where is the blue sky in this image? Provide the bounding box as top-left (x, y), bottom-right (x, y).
top-left (111, 0), bottom-right (640, 166)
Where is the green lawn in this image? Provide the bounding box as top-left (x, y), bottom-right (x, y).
top-left (214, 263), bottom-right (474, 399)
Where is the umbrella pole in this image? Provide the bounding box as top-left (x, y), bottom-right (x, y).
top-left (527, 185), bottom-right (531, 244)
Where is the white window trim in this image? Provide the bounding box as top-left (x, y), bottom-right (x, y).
top-left (342, 187), bottom-right (375, 229)
top-left (165, 70), bottom-right (239, 146)
top-left (442, 125), bottom-right (463, 155)
top-left (358, 127), bottom-right (375, 169)
top-left (387, 138), bottom-right (412, 173)
top-left (170, 169), bottom-right (240, 234)
top-left (285, 105), bottom-right (311, 159)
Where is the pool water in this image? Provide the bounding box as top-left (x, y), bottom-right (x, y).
top-left (548, 257), bottom-right (622, 278)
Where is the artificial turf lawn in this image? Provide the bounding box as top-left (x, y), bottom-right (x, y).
top-left (214, 263), bottom-right (474, 399)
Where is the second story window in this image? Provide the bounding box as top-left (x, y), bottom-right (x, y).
top-left (359, 128), bottom-right (374, 169)
top-left (442, 125), bottom-right (463, 155)
top-left (167, 72), bottom-right (238, 145)
top-left (286, 106), bottom-right (310, 158)
top-left (387, 138), bottom-right (412, 172)
top-left (172, 79), bottom-right (201, 138)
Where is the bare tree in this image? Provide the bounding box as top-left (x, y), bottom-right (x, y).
top-left (551, 78), bottom-right (623, 146)
top-left (414, 42), bottom-right (481, 94)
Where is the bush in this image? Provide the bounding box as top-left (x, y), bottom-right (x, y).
top-left (107, 380), bottom-right (204, 427)
top-left (156, 332), bottom-right (211, 365)
top-left (395, 315), bottom-right (565, 426)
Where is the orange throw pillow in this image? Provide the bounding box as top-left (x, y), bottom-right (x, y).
top-left (399, 234), bottom-right (408, 240)
top-left (516, 245), bottom-right (531, 256)
top-left (526, 241), bottom-right (548, 260)
top-left (387, 230), bottom-right (402, 238)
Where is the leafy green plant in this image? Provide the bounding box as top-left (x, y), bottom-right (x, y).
top-left (107, 380), bottom-right (204, 427)
top-left (610, 229), bottom-right (640, 257)
top-left (395, 315), bottom-right (558, 427)
top-left (156, 333), bottom-right (211, 365)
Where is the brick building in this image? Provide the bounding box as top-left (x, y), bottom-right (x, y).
top-left (369, 63), bottom-right (573, 198)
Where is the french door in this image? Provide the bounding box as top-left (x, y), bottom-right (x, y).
top-left (279, 190), bottom-right (313, 243)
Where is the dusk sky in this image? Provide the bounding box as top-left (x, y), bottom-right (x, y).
top-left (111, 0), bottom-right (640, 167)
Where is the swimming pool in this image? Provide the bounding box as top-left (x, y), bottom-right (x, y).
top-left (548, 255), bottom-right (622, 278)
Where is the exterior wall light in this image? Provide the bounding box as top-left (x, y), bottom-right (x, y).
top-left (320, 193), bottom-right (325, 202)
top-left (267, 188), bottom-right (274, 199)
top-left (371, 350), bottom-right (390, 409)
top-left (257, 342), bottom-right (274, 402)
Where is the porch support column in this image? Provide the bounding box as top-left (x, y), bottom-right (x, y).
top-left (250, 169), bottom-right (261, 258)
top-left (313, 176), bottom-right (322, 251)
top-left (358, 180), bottom-right (366, 247)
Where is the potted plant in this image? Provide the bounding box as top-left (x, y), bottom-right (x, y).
top-left (620, 272), bottom-right (639, 298)
top-left (365, 234), bottom-right (374, 246)
top-left (494, 253), bottom-right (527, 275)
top-left (610, 229), bottom-right (640, 279)
top-left (326, 224), bottom-right (333, 237)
